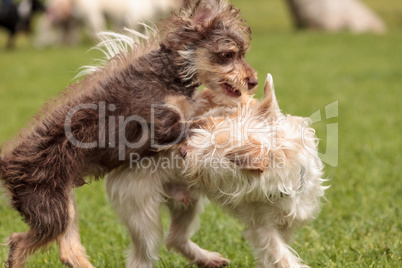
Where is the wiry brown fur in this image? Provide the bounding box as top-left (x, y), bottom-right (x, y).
top-left (0, 1), bottom-right (257, 267)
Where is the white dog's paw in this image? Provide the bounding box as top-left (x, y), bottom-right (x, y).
top-left (194, 251), bottom-right (230, 268)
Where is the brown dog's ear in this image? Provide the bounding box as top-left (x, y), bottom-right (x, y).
top-left (189, 0), bottom-right (218, 33)
top-left (257, 73), bottom-right (280, 117)
top-left (182, 0), bottom-right (193, 9)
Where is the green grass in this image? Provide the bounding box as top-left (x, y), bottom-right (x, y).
top-left (0, 0), bottom-right (401, 267)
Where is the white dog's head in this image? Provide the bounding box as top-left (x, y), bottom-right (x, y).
top-left (183, 74), bottom-right (327, 219)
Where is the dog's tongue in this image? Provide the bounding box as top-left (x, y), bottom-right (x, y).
top-left (223, 83), bottom-right (241, 97)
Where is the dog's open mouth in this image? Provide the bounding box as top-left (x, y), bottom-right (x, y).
top-left (222, 83), bottom-right (241, 98)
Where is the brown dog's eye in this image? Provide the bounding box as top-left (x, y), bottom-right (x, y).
top-left (220, 52), bottom-right (234, 60)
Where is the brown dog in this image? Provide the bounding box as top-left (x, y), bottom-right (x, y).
top-left (0, 0), bottom-right (257, 267)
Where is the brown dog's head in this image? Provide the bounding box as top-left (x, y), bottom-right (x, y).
top-left (162, 0), bottom-right (257, 103)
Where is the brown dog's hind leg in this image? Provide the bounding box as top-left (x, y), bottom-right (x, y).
top-left (6, 229), bottom-right (61, 268)
top-left (5, 187), bottom-right (71, 268)
top-left (58, 192), bottom-right (94, 268)
top-left (6, 232), bottom-right (33, 268)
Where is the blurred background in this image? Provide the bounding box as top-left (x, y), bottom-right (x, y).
top-left (0, 0), bottom-right (401, 267)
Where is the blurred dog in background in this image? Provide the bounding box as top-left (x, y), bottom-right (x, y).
top-left (35, 0), bottom-right (185, 47)
top-left (0, 0), bottom-right (44, 48)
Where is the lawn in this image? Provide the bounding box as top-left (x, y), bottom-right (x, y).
top-left (0, 0), bottom-right (401, 267)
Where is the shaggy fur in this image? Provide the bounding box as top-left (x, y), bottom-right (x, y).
top-left (0, 0), bottom-right (257, 267)
top-left (105, 74), bottom-right (328, 267)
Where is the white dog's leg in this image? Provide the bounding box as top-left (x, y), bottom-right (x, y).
top-left (123, 191), bottom-right (163, 268)
top-left (106, 171), bottom-right (165, 268)
top-left (242, 210), bottom-right (308, 268)
top-left (124, 206), bottom-right (163, 268)
top-left (58, 192), bottom-right (94, 268)
top-left (166, 197), bottom-right (230, 267)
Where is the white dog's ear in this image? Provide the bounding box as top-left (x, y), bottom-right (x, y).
top-left (258, 73), bottom-right (280, 117)
top-left (225, 143), bottom-right (269, 172)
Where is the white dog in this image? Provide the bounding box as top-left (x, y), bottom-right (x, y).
top-left (105, 75), bottom-right (328, 267)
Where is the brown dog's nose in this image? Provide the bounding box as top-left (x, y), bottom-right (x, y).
top-left (248, 77), bottom-right (258, 90)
